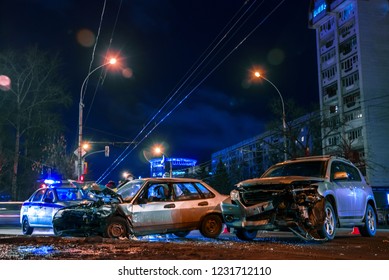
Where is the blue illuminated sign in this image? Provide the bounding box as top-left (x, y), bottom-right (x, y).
top-left (313, 3), bottom-right (327, 18)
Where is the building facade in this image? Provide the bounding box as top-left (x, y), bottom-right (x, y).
top-left (309, 0), bottom-right (389, 205)
top-left (211, 113), bottom-right (319, 183)
top-left (149, 157), bottom-right (197, 178)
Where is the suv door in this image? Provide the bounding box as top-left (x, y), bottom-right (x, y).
top-left (343, 163), bottom-right (367, 219)
top-left (330, 161), bottom-right (355, 219)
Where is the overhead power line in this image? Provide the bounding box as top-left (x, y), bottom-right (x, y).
top-left (96, 0), bottom-right (286, 183)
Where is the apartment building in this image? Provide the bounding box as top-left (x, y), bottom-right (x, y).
top-left (309, 0), bottom-right (389, 204)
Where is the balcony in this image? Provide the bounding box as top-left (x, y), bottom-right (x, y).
top-left (339, 36), bottom-right (357, 60)
top-left (322, 65), bottom-right (338, 86)
top-left (319, 17), bottom-right (335, 39)
top-left (321, 48), bottom-right (337, 70)
top-left (341, 72), bottom-right (359, 94)
top-left (343, 92), bottom-right (360, 112)
top-left (338, 3), bottom-right (355, 27)
top-left (323, 83), bottom-right (338, 103)
top-left (320, 38), bottom-right (335, 54)
top-left (339, 20), bottom-right (356, 43)
top-left (341, 54), bottom-right (359, 76)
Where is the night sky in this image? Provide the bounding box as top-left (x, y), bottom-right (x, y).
top-left (1, 0), bottom-right (318, 181)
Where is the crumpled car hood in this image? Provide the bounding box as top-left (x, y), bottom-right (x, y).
top-left (237, 176), bottom-right (323, 188)
top-left (229, 176), bottom-right (326, 241)
top-left (52, 187), bottom-right (123, 236)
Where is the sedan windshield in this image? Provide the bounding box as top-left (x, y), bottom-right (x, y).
top-left (56, 188), bottom-right (84, 201)
top-left (117, 180), bottom-right (143, 201)
top-left (262, 161), bottom-right (326, 178)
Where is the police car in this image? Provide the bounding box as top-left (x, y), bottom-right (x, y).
top-left (20, 180), bottom-right (86, 235)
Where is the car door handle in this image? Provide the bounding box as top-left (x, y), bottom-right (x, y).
top-left (164, 204), bottom-right (175, 209)
top-left (198, 201), bottom-right (208, 206)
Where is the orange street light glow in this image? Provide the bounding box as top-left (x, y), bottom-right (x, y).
top-left (154, 147), bottom-right (162, 154)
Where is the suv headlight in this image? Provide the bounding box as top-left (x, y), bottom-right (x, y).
top-left (230, 189), bottom-right (240, 201)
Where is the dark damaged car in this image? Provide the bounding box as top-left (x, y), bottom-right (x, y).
top-left (53, 178), bottom-right (228, 238)
top-left (221, 155), bottom-right (378, 241)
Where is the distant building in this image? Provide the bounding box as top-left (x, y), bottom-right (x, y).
top-left (149, 157), bottom-right (197, 178)
top-left (212, 113), bottom-right (320, 182)
top-left (309, 0), bottom-right (389, 205)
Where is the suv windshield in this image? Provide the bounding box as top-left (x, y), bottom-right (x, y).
top-left (262, 161), bottom-right (326, 178)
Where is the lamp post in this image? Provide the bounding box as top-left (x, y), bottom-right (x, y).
top-left (77, 58), bottom-right (117, 180)
top-left (254, 72), bottom-right (287, 161)
top-left (154, 146), bottom-right (172, 178)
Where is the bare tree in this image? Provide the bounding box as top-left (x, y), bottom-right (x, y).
top-left (0, 46), bottom-right (71, 199)
top-left (265, 98), bottom-right (322, 159)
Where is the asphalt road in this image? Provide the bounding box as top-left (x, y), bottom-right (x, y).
top-left (1, 226), bottom-right (389, 260)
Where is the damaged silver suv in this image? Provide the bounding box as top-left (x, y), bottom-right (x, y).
top-left (221, 155), bottom-right (377, 241)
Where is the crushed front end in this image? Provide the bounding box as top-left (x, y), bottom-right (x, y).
top-left (53, 201), bottom-right (118, 236)
top-left (221, 178), bottom-right (326, 241)
top-left (53, 186), bottom-right (122, 236)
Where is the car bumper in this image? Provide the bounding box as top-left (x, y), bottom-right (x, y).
top-left (221, 200), bottom-right (276, 230)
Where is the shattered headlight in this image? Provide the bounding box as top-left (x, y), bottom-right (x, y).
top-left (230, 189), bottom-right (240, 201)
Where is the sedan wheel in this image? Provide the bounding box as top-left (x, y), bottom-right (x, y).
top-left (22, 218), bottom-right (34, 235)
top-left (318, 201), bottom-right (336, 240)
top-left (359, 204), bottom-right (377, 237)
top-left (199, 214), bottom-right (223, 238)
top-left (105, 216), bottom-right (128, 238)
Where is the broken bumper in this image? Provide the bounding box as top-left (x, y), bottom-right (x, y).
top-left (221, 200), bottom-right (276, 230)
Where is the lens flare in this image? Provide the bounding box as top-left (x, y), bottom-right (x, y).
top-left (76, 28), bottom-right (95, 47)
top-left (122, 67), bottom-right (133, 78)
top-left (0, 75), bottom-right (11, 91)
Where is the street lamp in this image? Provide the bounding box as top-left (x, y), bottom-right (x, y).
top-left (77, 58), bottom-right (117, 180)
top-left (254, 72), bottom-right (287, 161)
top-left (154, 146), bottom-right (172, 178)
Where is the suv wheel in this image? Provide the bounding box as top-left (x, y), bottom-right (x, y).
top-left (22, 217), bottom-right (34, 235)
top-left (318, 201), bottom-right (336, 240)
top-left (236, 229), bottom-right (258, 241)
top-left (199, 214), bottom-right (223, 238)
top-left (359, 204), bottom-right (377, 237)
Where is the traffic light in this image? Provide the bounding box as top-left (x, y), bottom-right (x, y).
top-left (83, 161), bottom-right (88, 174)
top-left (80, 174), bottom-right (85, 182)
top-left (105, 145), bottom-right (110, 157)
